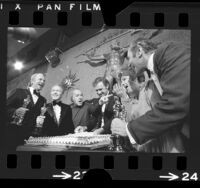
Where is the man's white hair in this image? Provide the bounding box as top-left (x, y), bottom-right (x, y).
top-left (29, 73), bottom-right (44, 87)
top-left (51, 84), bottom-right (64, 94)
top-left (51, 84), bottom-right (63, 90)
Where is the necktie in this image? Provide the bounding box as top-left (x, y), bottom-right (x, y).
top-left (52, 101), bottom-right (61, 125)
top-left (33, 89), bottom-right (40, 96)
top-left (53, 100), bottom-right (62, 106)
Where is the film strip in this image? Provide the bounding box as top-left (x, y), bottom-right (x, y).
top-left (0, 0), bottom-right (199, 182)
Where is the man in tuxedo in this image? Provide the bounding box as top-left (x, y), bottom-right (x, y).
top-left (111, 39), bottom-right (190, 152)
top-left (37, 85), bottom-right (74, 136)
top-left (6, 73), bottom-right (46, 150)
top-left (89, 77), bottom-right (115, 134)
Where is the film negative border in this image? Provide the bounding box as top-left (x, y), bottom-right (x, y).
top-left (1, 4), bottom-right (191, 28)
top-left (0, 153), bottom-right (191, 180)
top-left (3, 154), bottom-right (187, 171)
top-left (0, 2), bottom-right (192, 28)
top-left (0, 1), bottom-right (200, 181)
top-left (7, 10), bottom-right (189, 28)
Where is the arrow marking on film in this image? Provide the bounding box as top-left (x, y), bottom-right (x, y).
top-left (52, 171), bottom-right (72, 180)
top-left (159, 172), bottom-right (179, 181)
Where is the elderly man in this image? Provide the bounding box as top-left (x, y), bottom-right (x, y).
top-left (38, 85), bottom-right (74, 136)
top-left (6, 73), bottom-right (46, 150)
top-left (71, 89), bottom-right (95, 133)
top-left (111, 39), bottom-right (190, 153)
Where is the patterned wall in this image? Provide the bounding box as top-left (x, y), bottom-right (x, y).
top-left (7, 29), bottom-right (190, 104)
top-left (42, 29), bottom-right (190, 104)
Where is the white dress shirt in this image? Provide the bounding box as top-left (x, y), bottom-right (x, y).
top-left (147, 53), bottom-right (163, 96)
top-left (29, 87), bottom-right (39, 104)
top-left (100, 103), bottom-right (106, 127)
top-left (53, 104), bottom-right (61, 124)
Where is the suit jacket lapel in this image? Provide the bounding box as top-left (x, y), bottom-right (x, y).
top-left (35, 95), bottom-right (43, 107)
top-left (105, 93), bottom-right (113, 113)
top-left (26, 88), bottom-right (45, 108)
top-left (72, 105), bottom-right (82, 122)
top-left (59, 103), bottom-right (67, 126)
top-left (47, 104), bottom-right (59, 125)
top-left (152, 53), bottom-right (160, 78)
top-left (25, 89), bottom-right (34, 108)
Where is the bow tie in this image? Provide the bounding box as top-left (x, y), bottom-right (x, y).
top-left (33, 89), bottom-right (40, 96)
top-left (53, 101), bottom-right (62, 106)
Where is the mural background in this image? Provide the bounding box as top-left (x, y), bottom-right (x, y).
top-left (7, 29), bottom-right (190, 104)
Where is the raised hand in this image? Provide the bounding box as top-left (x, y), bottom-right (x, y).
top-left (74, 126), bottom-right (87, 133)
top-left (113, 84), bottom-right (128, 100)
top-left (99, 94), bottom-right (113, 105)
top-left (36, 116), bottom-right (45, 127)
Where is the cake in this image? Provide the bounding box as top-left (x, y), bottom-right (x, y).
top-left (25, 132), bottom-right (111, 148)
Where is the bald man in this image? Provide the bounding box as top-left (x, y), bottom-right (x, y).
top-left (6, 73), bottom-right (46, 150)
top-left (71, 89), bottom-right (95, 133)
top-left (39, 85), bottom-right (74, 136)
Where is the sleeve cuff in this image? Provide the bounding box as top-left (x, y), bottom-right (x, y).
top-left (126, 123), bottom-right (136, 144)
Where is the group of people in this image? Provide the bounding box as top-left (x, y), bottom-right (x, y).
top-left (5, 39), bottom-right (190, 153)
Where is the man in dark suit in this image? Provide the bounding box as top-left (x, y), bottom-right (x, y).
top-left (38, 85), bottom-right (74, 136)
top-left (71, 89), bottom-right (96, 133)
top-left (6, 73), bottom-right (46, 150)
top-left (89, 77), bottom-right (115, 134)
top-left (111, 39), bottom-right (190, 153)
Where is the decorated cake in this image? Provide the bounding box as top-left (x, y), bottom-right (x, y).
top-left (25, 132), bottom-right (111, 148)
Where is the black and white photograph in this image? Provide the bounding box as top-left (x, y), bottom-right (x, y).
top-left (5, 28), bottom-right (190, 153)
